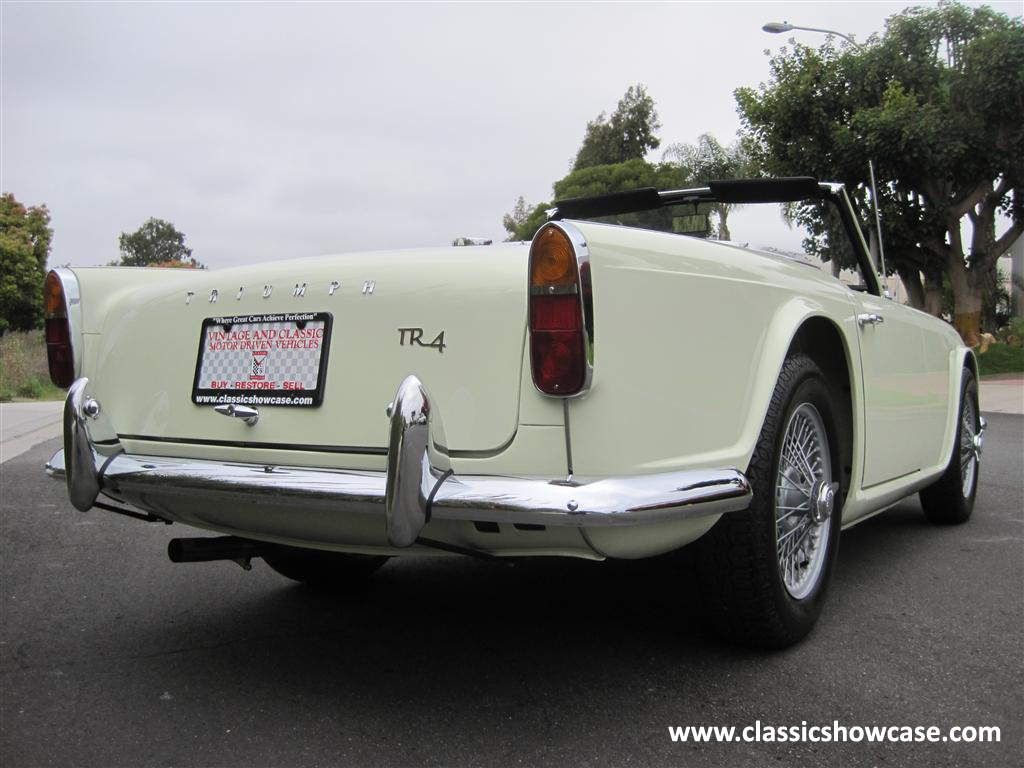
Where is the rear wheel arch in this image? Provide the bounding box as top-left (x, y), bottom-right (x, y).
top-left (920, 366), bottom-right (980, 525)
top-left (962, 349), bottom-right (979, 392)
top-left (939, 350), bottom-right (978, 471)
top-left (778, 316), bottom-right (855, 502)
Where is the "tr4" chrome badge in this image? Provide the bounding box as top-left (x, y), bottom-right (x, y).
top-left (398, 327), bottom-right (446, 354)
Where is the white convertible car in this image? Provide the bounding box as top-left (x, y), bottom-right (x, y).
top-left (44, 177), bottom-right (983, 647)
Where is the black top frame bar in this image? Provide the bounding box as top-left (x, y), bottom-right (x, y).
top-left (549, 177), bottom-right (881, 296)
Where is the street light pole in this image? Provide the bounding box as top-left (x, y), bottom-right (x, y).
top-left (763, 21), bottom-right (891, 296)
top-left (762, 21), bottom-right (860, 48)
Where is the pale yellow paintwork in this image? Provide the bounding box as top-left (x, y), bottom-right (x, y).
top-left (562, 221), bottom-right (969, 534)
top-left (78, 246), bottom-right (530, 456)
top-left (67, 220), bottom-right (972, 559)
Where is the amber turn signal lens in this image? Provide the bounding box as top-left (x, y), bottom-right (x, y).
top-left (530, 226), bottom-right (575, 286)
top-left (45, 271), bottom-right (66, 316)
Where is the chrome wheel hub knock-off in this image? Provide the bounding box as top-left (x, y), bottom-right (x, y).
top-left (809, 479), bottom-right (838, 524)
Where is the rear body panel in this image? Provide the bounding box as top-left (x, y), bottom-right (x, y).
top-left (77, 244), bottom-right (529, 457)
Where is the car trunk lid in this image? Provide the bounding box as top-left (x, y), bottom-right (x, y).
top-left (87, 244), bottom-right (529, 457)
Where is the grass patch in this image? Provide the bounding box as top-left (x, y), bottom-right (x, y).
top-left (977, 343), bottom-right (1024, 377)
top-left (0, 330), bottom-right (65, 401)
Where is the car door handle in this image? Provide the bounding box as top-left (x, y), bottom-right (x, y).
top-left (857, 313), bottom-right (885, 327)
top-left (214, 403), bottom-right (260, 426)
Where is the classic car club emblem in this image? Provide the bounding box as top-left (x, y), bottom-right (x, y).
top-left (398, 327), bottom-right (446, 353)
top-left (250, 350), bottom-right (267, 380)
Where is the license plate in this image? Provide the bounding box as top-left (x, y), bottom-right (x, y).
top-left (192, 312), bottom-right (332, 407)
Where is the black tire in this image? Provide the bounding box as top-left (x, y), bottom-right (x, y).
top-left (262, 544), bottom-right (388, 589)
top-left (919, 368), bottom-right (980, 525)
top-left (694, 353), bottom-right (843, 648)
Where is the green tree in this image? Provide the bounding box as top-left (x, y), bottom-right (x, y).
top-left (554, 158), bottom-right (691, 232)
top-left (502, 196), bottom-right (550, 242)
top-left (505, 85), bottom-right (672, 241)
top-left (502, 159), bottom-right (693, 242)
top-left (736, 1), bottom-right (1023, 343)
top-left (573, 85), bottom-right (662, 171)
top-left (662, 134), bottom-right (750, 240)
top-left (0, 193), bottom-right (52, 333)
top-left (117, 218), bottom-right (196, 267)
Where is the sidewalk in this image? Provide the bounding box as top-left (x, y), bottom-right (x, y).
top-left (979, 374), bottom-right (1024, 415)
top-left (0, 400), bottom-right (63, 464)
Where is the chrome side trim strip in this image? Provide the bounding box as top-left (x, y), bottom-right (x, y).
top-left (115, 434), bottom-right (388, 456)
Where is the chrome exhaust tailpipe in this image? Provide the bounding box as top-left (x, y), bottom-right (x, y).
top-left (167, 536), bottom-right (268, 564)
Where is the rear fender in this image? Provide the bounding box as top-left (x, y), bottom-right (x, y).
top-left (568, 268), bottom-right (861, 481)
top-left (731, 300), bottom-right (861, 476)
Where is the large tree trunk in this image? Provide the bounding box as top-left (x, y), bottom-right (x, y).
top-left (716, 204), bottom-right (731, 241)
top-left (949, 257), bottom-right (982, 347)
top-left (952, 179), bottom-right (1024, 341)
top-left (898, 267), bottom-right (926, 309)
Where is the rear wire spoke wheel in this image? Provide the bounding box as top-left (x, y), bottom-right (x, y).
top-left (775, 403), bottom-right (833, 600)
top-left (959, 393), bottom-right (978, 498)
top-left (919, 368), bottom-right (980, 525)
top-left (695, 353), bottom-right (842, 648)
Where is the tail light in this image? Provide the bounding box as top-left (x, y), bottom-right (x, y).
top-left (528, 223), bottom-right (593, 396)
top-left (44, 270), bottom-right (79, 388)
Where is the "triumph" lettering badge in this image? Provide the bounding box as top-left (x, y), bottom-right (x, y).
top-left (398, 327), bottom-right (446, 354)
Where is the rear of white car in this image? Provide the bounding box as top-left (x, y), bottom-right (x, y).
top-left (43, 229), bottom-right (752, 562)
top-left (43, 177), bottom-right (979, 649)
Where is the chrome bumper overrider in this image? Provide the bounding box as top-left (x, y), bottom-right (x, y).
top-left (47, 377), bottom-right (752, 548)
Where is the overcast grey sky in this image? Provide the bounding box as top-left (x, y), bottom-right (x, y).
top-left (2, 1), bottom-right (1020, 268)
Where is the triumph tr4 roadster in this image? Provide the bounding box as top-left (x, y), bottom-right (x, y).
top-left (43, 177), bottom-right (983, 647)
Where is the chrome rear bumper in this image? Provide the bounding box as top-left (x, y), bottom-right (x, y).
top-left (47, 377), bottom-right (752, 547)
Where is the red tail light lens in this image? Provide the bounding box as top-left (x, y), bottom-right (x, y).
top-left (528, 225), bottom-right (591, 396)
top-left (45, 271), bottom-right (76, 388)
top-left (531, 331), bottom-right (586, 394)
top-left (530, 294), bottom-right (581, 331)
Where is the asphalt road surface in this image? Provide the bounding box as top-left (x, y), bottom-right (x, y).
top-left (2, 416), bottom-right (1021, 768)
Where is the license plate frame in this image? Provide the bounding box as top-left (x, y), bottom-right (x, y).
top-left (191, 311), bottom-right (332, 408)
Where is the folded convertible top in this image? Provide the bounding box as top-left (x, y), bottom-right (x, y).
top-left (550, 177), bottom-right (822, 221)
